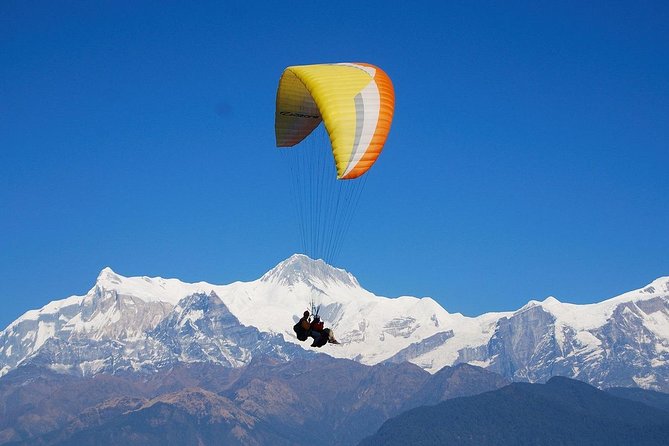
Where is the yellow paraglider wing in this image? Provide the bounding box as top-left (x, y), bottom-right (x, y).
top-left (275, 63), bottom-right (394, 179)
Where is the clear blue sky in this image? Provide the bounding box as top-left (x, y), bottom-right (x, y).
top-left (1, 1), bottom-right (668, 329)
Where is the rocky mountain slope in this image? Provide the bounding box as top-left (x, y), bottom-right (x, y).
top-left (0, 358), bottom-right (508, 445)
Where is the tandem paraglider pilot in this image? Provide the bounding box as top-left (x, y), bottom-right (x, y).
top-left (293, 310), bottom-right (311, 341)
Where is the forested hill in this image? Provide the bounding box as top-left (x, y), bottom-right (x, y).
top-left (359, 377), bottom-right (669, 446)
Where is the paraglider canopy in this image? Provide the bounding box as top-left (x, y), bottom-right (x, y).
top-left (275, 63), bottom-right (395, 179)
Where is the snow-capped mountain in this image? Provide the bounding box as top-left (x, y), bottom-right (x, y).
top-left (402, 276), bottom-right (669, 390)
top-left (1, 255), bottom-right (668, 392)
top-left (0, 287), bottom-right (306, 377)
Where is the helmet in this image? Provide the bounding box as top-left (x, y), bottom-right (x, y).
top-left (303, 311), bottom-right (310, 317)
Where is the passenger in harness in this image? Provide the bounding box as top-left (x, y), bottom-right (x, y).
top-left (309, 315), bottom-right (340, 347)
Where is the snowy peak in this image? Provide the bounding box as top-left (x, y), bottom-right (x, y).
top-left (173, 291), bottom-right (222, 314)
top-left (518, 296), bottom-right (561, 312)
top-left (96, 267), bottom-right (123, 287)
top-left (512, 277), bottom-right (669, 331)
top-left (260, 254), bottom-right (359, 288)
top-left (91, 267), bottom-right (210, 305)
top-left (153, 292), bottom-right (240, 344)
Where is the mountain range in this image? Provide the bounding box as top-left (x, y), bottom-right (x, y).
top-left (2, 254), bottom-right (668, 392)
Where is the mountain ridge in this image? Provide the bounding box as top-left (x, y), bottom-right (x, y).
top-left (0, 357), bottom-right (509, 446)
top-left (359, 376), bottom-right (669, 446)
